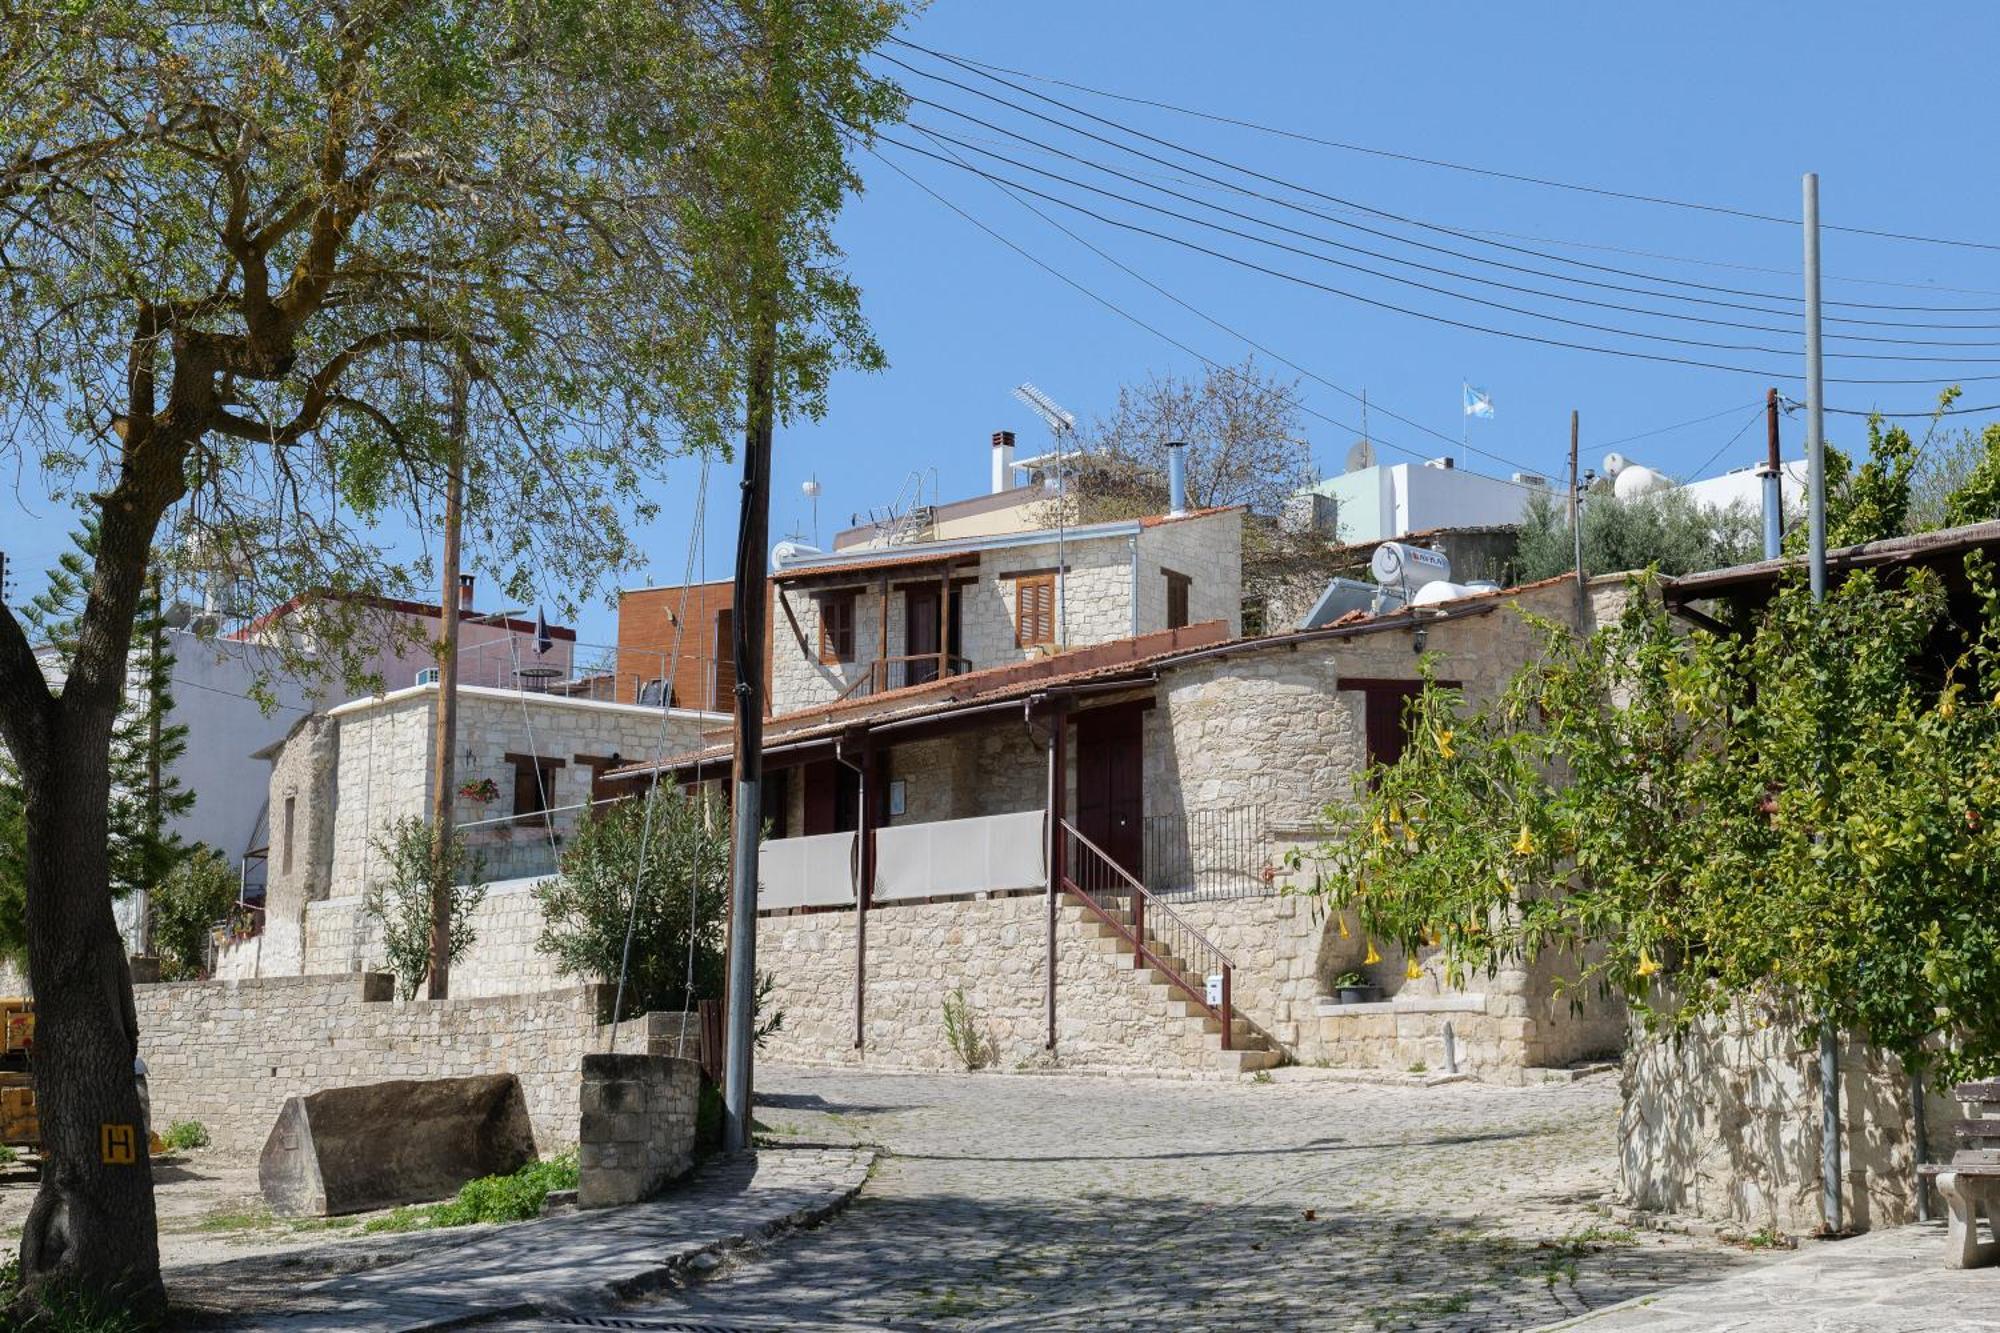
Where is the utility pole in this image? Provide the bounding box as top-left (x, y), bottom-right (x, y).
top-left (1803, 170), bottom-right (1840, 1236)
top-left (1761, 388), bottom-right (1783, 560)
top-left (427, 366), bottom-right (469, 1001)
top-left (1569, 410), bottom-right (1584, 616)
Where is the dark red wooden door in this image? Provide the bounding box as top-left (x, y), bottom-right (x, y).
top-left (904, 587), bottom-right (941, 686)
top-left (1075, 705), bottom-right (1145, 876)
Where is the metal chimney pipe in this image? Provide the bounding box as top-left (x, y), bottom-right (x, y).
top-left (991, 430), bottom-right (1016, 495)
top-left (457, 573), bottom-right (475, 610)
top-left (1166, 440), bottom-right (1188, 516)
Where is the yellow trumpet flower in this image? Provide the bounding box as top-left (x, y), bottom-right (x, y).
top-left (1338, 915), bottom-right (1352, 940)
top-left (1636, 948), bottom-right (1662, 978)
top-left (1512, 824), bottom-right (1536, 858)
top-left (1364, 940), bottom-right (1381, 966)
top-left (1406, 956), bottom-right (1424, 980)
top-left (1434, 728), bottom-right (1455, 759)
top-left (1372, 816), bottom-right (1389, 846)
top-left (1424, 928), bottom-right (1440, 947)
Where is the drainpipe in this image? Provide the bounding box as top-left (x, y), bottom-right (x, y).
top-left (1166, 440), bottom-right (1188, 516)
top-left (1128, 534), bottom-right (1140, 638)
top-left (1760, 388), bottom-right (1783, 560)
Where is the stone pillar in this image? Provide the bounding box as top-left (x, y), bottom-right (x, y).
top-left (577, 1054), bottom-right (701, 1208)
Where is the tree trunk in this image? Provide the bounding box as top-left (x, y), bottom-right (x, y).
top-left (15, 705), bottom-right (165, 1316)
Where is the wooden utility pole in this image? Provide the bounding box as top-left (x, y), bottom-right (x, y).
top-left (427, 367), bottom-right (469, 1001)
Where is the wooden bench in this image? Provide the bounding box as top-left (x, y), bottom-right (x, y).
top-left (1918, 1080), bottom-right (2000, 1267)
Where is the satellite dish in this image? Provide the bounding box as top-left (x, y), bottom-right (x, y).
top-left (1344, 439), bottom-right (1377, 473)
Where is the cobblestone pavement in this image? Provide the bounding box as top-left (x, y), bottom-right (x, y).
top-left (1548, 1221), bottom-right (2000, 1332)
top-left (558, 1066), bottom-right (1763, 1333)
top-left (174, 1145), bottom-right (873, 1330)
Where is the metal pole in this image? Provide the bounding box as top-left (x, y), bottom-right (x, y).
top-left (427, 366), bottom-right (468, 1001)
top-left (1912, 1069), bottom-right (1932, 1223)
top-left (723, 315), bottom-right (777, 1154)
top-left (1804, 172), bottom-right (1839, 1234)
top-left (1568, 411), bottom-right (1584, 615)
top-left (1805, 175), bottom-right (1828, 601)
top-left (1762, 388), bottom-right (1783, 560)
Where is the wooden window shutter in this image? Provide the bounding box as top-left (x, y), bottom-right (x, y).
top-left (1015, 574), bottom-right (1055, 647)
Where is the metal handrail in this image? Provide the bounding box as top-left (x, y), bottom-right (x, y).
top-left (1059, 818), bottom-right (1235, 1050)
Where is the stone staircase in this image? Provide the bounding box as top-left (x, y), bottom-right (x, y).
top-left (1060, 898), bottom-right (1282, 1075)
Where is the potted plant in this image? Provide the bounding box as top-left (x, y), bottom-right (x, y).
top-left (1331, 970), bottom-right (1382, 1005)
top-left (458, 776), bottom-right (500, 805)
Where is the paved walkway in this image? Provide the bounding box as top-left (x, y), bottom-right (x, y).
top-left (506, 1065), bottom-right (1759, 1332)
top-left (176, 1144), bottom-right (874, 1331)
top-left (1544, 1221), bottom-right (2000, 1332)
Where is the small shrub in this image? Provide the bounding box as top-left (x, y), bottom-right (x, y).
top-left (941, 987), bottom-right (991, 1071)
top-left (363, 816), bottom-right (486, 999)
top-left (0, 1143), bottom-right (18, 1167)
top-left (359, 1150), bottom-right (578, 1234)
top-left (162, 1119), bottom-right (209, 1152)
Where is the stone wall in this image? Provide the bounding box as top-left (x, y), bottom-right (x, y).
top-left (1137, 509), bottom-right (1244, 637)
top-left (1619, 1002), bottom-right (1953, 1234)
top-left (301, 875), bottom-right (571, 999)
top-left (262, 713), bottom-right (339, 977)
top-left (133, 974), bottom-right (621, 1154)
top-left (578, 1054), bottom-right (701, 1208)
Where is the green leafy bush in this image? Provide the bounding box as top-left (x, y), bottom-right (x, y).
top-left (161, 1119), bottom-right (209, 1152)
top-left (361, 1150), bottom-right (578, 1234)
top-left (150, 846), bottom-right (239, 981)
top-left (534, 787), bottom-right (727, 1015)
top-left (363, 816), bottom-right (486, 999)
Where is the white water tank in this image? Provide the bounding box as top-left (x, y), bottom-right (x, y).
top-left (1410, 581), bottom-right (1482, 607)
top-left (1613, 465), bottom-right (1674, 500)
top-left (1370, 542), bottom-right (1452, 588)
top-left (771, 539), bottom-right (824, 568)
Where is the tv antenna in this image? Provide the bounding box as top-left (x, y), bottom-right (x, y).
top-left (1012, 382), bottom-right (1078, 649)
top-left (801, 475), bottom-right (821, 547)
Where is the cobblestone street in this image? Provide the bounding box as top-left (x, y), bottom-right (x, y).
top-left (602, 1066), bottom-right (1760, 1332)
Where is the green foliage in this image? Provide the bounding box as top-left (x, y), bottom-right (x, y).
top-left (161, 1120), bottom-right (209, 1153)
top-left (941, 987), bottom-right (991, 1071)
top-left (1312, 564), bottom-right (2000, 1082)
top-left (363, 817), bottom-right (486, 1000)
top-left (148, 848), bottom-right (239, 982)
top-left (359, 1150), bottom-right (578, 1234)
top-left (534, 787), bottom-right (728, 1014)
top-left (1, 525), bottom-right (195, 917)
top-left (1940, 423), bottom-right (2000, 529)
top-left (1513, 486), bottom-right (1761, 584)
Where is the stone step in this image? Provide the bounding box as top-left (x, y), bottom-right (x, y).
top-left (1214, 1046), bottom-right (1282, 1074)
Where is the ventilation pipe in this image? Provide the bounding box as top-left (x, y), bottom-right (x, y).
top-left (457, 573), bottom-right (475, 610)
top-left (1760, 388), bottom-right (1783, 559)
top-left (1166, 440), bottom-right (1188, 516)
top-left (991, 430), bottom-right (1016, 495)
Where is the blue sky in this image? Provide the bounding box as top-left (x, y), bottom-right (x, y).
top-left (10, 3), bottom-right (2000, 648)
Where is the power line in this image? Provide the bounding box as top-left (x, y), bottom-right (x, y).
top-left (882, 49), bottom-right (2000, 333)
top-left (908, 119), bottom-right (2000, 354)
top-left (903, 39), bottom-right (2000, 261)
top-left (1682, 405), bottom-right (1771, 483)
top-left (878, 133), bottom-right (2000, 385)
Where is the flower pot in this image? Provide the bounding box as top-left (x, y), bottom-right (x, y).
top-left (1337, 985), bottom-right (1382, 1005)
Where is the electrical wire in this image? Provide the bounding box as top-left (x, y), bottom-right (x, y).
top-left (906, 119), bottom-right (2000, 354)
top-left (1682, 405), bottom-right (1772, 484)
top-left (878, 133), bottom-right (2000, 385)
top-left (899, 38), bottom-right (2000, 262)
top-left (885, 56), bottom-right (2000, 337)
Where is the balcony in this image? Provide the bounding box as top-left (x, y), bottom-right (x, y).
top-left (834, 653), bottom-right (973, 703)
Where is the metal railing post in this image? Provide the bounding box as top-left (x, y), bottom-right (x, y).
top-left (1131, 890), bottom-right (1145, 967)
top-left (1221, 965), bottom-right (1233, 1052)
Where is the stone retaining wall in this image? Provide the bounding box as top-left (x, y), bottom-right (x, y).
top-left (1619, 1002), bottom-right (1953, 1234)
top-left (299, 875), bottom-right (569, 998)
top-left (134, 974), bottom-right (683, 1155)
top-left (578, 1054), bottom-right (701, 1208)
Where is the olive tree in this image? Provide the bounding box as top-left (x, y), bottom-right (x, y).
top-left (0, 0), bottom-right (903, 1312)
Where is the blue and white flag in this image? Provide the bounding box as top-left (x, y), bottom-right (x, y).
top-left (1463, 384), bottom-right (1495, 420)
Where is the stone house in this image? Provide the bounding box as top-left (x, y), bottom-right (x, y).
top-left (617, 572), bottom-right (1637, 1079)
top-left (221, 682), bottom-right (725, 992)
top-left (768, 504), bottom-right (1243, 716)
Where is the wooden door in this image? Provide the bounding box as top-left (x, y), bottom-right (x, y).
top-left (711, 608), bottom-right (736, 710)
top-left (904, 587), bottom-right (941, 686)
top-left (1075, 705), bottom-right (1145, 877)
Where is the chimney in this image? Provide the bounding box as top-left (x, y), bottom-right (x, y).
top-left (458, 574), bottom-right (475, 611)
top-left (1166, 440), bottom-right (1188, 516)
top-left (991, 430), bottom-right (1016, 495)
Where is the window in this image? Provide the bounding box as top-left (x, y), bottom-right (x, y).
top-left (818, 591), bottom-right (856, 664)
top-left (1241, 597), bottom-right (1267, 637)
top-left (1164, 569), bottom-right (1192, 630)
top-left (281, 797), bottom-right (296, 876)
top-left (1014, 573), bottom-right (1056, 647)
top-left (712, 609), bottom-right (736, 708)
top-left (415, 666), bottom-right (440, 687)
top-left (506, 752), bottom-right (566, 819)
top-left (637, 678), bottom-right (667, 708)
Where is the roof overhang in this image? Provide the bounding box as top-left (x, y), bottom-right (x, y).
top-left (1663, 520), bottom-right (2000, 606)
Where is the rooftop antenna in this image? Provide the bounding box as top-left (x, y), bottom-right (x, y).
top-left (801, 475), bottom-right (821, 547)
top-left (1012, 382), bottom-right (1078, 649)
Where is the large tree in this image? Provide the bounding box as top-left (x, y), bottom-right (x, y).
top-left (0, 0), bottom-right (902, 1313)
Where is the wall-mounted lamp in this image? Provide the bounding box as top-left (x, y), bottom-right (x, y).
top-left (1411, 623), bottom-right (1428, 655)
